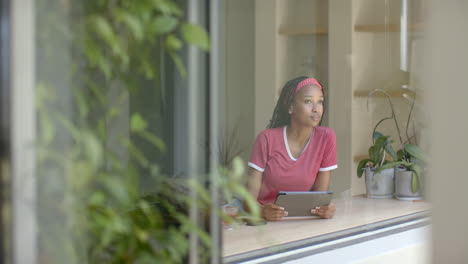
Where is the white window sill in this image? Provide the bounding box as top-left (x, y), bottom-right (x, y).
top-left (223, 196), bottom-right (431, 263)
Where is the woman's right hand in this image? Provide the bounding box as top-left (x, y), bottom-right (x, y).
top-left (262, 204), bottom-right (288, 221)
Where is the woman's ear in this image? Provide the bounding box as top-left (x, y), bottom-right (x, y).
top-left (288, 105), bottom-right (293, 114)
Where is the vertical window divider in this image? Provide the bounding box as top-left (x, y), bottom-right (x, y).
top-left (11, 0), bottom-right (37, 263)
top-left (209, 0), bottom-right (225, 263)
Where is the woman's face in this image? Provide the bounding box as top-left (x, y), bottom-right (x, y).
top-left (289, 85), bottom-right (324, 127)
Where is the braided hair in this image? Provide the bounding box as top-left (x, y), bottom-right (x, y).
top-left (267, 76), bottom-right (325, 129)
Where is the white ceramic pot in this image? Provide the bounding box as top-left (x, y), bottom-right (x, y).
top-left (395, 168), bottom-right (422, 200)
top-left (365, 167), bottom-right (394, 199)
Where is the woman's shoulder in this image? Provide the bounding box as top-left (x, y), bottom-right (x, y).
top-left (255, 127), bottom-right (284, 141)
top-left (315, 126), bottom-right (336, 138)
top-left (257, 126), bottom-right (283, 137)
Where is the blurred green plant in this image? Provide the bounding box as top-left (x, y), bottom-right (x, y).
top-left (35, 0), bottom-right (258, 263)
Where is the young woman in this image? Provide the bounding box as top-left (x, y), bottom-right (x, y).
top-left (247, 76), bottom-right (337, 221)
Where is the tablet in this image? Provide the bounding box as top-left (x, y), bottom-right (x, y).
top-left (274, 191), bottom-right (333, 216)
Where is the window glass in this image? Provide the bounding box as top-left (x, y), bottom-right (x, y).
top-left (222, 0), bottom-right (429, 260)
top-left (34, 1), bottom-right (211, 263)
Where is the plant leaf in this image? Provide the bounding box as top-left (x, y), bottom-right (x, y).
top-left (165, 34), bottom-right (183, 50)
top-left (168, 51), bottom-right (186, 77)
top-left (91, 15), bottom-right (115, 44)
top-left (181, 23), bottom-right (210, 51)
top-left (404, 144), bottom-right (427, 163)
top-left (373, 131), bottom-right (383, 142)
top-left (130, 112), bottom-right (147, 132)
top-left (411, 163), bottom-right (423, 192)
top-left (153, 15), bottom-right (178, 34)
top-left (371, 135), bottom-right (388, 163)
top-left (357, 159), bottom-right (372, 178)
top-left (384, 142), bottom-right (397, 161)
top-left (152, 0), bottom-right (182, 16)
top-left (140, 130), bottom-right (167, 152)
top-left (122, 12), bottom-right (144, 41)
top-left (397, 149), bottom-right (405, 161)
top-left (374, 161), bottom-right (400, 175)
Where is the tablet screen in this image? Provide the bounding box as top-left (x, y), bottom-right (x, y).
top-left (274, 191), bottom-right (333, 217)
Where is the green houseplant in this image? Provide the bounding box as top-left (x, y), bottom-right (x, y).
top-left (35, 0), bottom-right (259, 263)
top-left (359, 89), bottom-right (427, 200)
top-left (374, 91), bottom-right (427, 199)
top-left (357, 131), bottom-right (397, 198)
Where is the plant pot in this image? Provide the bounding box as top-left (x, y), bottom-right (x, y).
top-left (364, 167), bottom-right (394, 199)
top-left (395, 168), bottom-right (422, 200)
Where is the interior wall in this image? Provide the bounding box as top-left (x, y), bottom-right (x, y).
top-left (351, 0), bottom-right (420, 195)
top-left (425, 0), bottom-right (468, 262)
top-left (276, 0), bottom-right (329, 125)
top-left (254, 0), bottom-right (278, 136)
top-left (224, 0), bottom-right (256, 163)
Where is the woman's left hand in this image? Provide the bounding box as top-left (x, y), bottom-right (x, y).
top-left (311, 202), bottom-right (336, 219)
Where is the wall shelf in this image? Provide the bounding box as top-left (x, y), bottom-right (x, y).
top-left (354, 154), bottom-right (393, 163)
top-left (354, 23), bottom-right (422, 32)
top-left (278, 27), bottom-right (328, 36)
top-left (354, 89), bottom-right (415, 98)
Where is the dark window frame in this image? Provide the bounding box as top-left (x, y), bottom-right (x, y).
top-left (0, 0), bottom-right (11, 262)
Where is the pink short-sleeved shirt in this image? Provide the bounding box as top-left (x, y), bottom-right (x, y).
top-left (248, 126), bottom-right (337, 205)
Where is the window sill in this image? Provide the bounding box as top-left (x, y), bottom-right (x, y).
top-left (223, 196), bottom-right (430, 263)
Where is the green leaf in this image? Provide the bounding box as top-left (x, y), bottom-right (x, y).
top-left (153, 15), bottom-right (178, 34)
top-left (372, 135), bottom-right (389, 163)
top-left (91, 15), bottom-right (116, 45)
top-left (165, 1), bottom-right (183, 16)
top-left (404, 144), bottom-right (427, 163)
top-left (130, 112), bottom-right (147, 132)
top-left (373, 131), bottom-right (383, 143)
top-left (140, 130), bottom-right (167, 152)
top-left (89, 192), bottom-right (106, 206)
top-left (97, 57), bottom-right (111, 79)
top-left (384, 142), bottom-right (397, 161)
top-left (231, 157), bottom-right (246, 182)
top-left (181, 23), bottom-right (210, 51)
top-left (374, 161), bottom-right (400, 175)
top-left (122, 139), bottom-right (149, 168)
top-left (55, 112), bottom-right (80, 140)
top-left (69, 160), bottom-right (96, 188)
top-left (397, 149), bottom-right (405, 161)
top-left (168, 51), bottom-right (186, 77)
top-left (81, 130), bottom-right (103, 167)
top-left (411, 171), bottom-right (419, 193)
top-left (122, 12), bottom-right (144, 41)
top-left (411, 163), bottom-right (423, 192)
top-left (39, 112), bottom-right (55, 146)
top-left (368, 146), bottom-right (375, 162)
top-left (357, 159), bottom-right (372, 177)
top-left (165, 34), bottom-right (183, 50)
top-left (152, 0), bottom-right (181, 16)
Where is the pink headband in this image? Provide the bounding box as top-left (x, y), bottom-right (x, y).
top-left (295, 78), bottom-right (322, 94)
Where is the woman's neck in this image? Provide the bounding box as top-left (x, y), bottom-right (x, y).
top-left (286, 123), bottom-right (314, 146)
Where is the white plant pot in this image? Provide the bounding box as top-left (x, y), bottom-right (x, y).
top-left (395, 168), bottom-right (422, 201)
top-left (365, 167), bottom-right (394, 199)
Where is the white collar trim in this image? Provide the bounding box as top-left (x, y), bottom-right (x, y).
top-left (283, 126), bottom-right (311, 161)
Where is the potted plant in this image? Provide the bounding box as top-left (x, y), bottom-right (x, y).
top-left (357, 131), bottom-right (398, 199)
top-left (362, 89), bottom-right (427, 200)
top-left (375, 91), bottom-right (427, 200)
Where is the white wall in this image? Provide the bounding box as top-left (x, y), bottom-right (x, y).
top-left (351, 0), bottom-right (424, 195)
top-left (425, 0), bottom-right (468, 262)
top-left (224, 0), bottom-right (256, 162)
